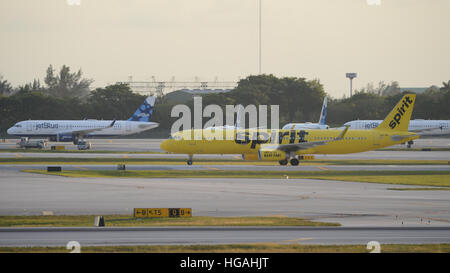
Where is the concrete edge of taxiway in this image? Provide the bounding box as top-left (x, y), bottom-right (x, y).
top-left (1, 226), bottom-right (449, 232)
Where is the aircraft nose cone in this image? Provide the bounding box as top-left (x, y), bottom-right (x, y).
top-left (7, 127), bottom-right (12, 135)
top-left (160, 139), bottom-right (169, 152)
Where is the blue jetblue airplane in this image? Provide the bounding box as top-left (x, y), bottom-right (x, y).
top-left (7, 96), bottom-right (159, 144)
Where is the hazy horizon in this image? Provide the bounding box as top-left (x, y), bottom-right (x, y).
top-left (1, 0), bottom-right (449, 98)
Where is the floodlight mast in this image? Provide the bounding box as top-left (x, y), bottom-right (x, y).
top-left (346, 73), bottom-right (357, 97)
top-left (259, 0), bottom-right (262, 74)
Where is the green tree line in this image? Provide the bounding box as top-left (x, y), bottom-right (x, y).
top-left (1, 69), bottom-right (449, 137)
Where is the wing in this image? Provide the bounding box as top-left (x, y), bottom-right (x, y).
top-left (391, 134), bottom-right (416, 141)
top-left (261, 126), bottom-right (350, 153)
top-left (60, 120), bottom-right (116, 136)
top-left (409, 126), bottom-right (443, 133)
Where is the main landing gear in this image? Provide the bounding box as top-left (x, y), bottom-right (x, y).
top-left (279, 153), bottom-right (300, 166)
top-left (290, 158), bottom-right (299, 166)
top-left (407, 140), bottom-right (414, 149)
top-left (187, 155), bottom-right (193, 165)
top-left (279, 159), bottom-right (288, 165)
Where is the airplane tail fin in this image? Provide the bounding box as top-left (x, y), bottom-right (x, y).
top-left (318, 97), bottom-right (327, 125)
top-left (128, 96), bottom-right (156, 122)
top-left (374, 94), bottom-right (416, 131)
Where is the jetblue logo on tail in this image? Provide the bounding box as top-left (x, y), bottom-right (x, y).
top-left (128, 96), bottom-right (155, 122)
top-left (389, 96), bottom-right (414, 129)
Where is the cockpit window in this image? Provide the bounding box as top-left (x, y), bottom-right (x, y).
top-left (15, 124), bottom-right (22, 128)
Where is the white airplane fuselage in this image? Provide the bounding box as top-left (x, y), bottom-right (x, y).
top-left (7, 120), bottom-right (158, 141)
top-left (282, 123), bottom-right (329, 130)
top-left (7, 96), bottom-right (158, 143)
top-left (344, 119), bottom-right (450, 136)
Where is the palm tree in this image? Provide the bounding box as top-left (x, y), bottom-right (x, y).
top-left (0, 75), bottom-right (13, 96)
top-left (441, 80), bottom-right (450, 91)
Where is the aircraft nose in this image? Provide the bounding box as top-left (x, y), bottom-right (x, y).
top-left (160, 139), bottom-right (169, 152)
top-left (7, 127), bottom-right (13, 135)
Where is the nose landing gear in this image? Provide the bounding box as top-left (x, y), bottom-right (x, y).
top-left (187, 154), bottom-right (193, 165)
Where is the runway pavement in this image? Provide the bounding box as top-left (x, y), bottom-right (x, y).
top-left (0, 150), bottom-right (449, 161)
top-left (1, 138), bottom-right (449, 247)
top-left (1, 169), bottom-right (449, 227)
top-left (1, 226), bottom-right (449, 247)
top-left (0, 164), bottom-right (449, 172)
top-left (1, 137), bottom-right (449, 153)
top-left (0, 138), bottom-right (164, 152)
top-left (0, 137), bottom-right (449, 162)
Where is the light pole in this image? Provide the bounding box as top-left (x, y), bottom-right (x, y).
top-left (259, 0), bottom-right (262, 75)
top-left (346, 73), bottom-right (357, 97)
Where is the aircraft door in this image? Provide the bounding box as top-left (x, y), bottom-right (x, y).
top-left (126, 122), bottom-right (131, 132)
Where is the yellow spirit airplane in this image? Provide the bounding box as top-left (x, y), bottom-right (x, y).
top-left (160, 94), bottom-right (418, 165)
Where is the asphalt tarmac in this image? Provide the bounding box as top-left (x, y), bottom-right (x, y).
top-left (1, 226), bottom-right (449, 247)
top-left (1, 169), bottom-right (449, 227)
top-left (1, 137), bottom-right (449, 153)
top-left (0, 138), bottom-right (449, 247)
top-left (0, 164), bottom-right (449, 172)
top-left (0, 150), bottom-right (449, 162)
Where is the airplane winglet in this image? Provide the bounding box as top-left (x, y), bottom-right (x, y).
top-left (109, 119), bottom-right (116, 127)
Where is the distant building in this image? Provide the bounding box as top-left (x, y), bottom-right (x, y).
top-left (400, 86), bottom-right (439, 94)
top-left (165, 88), bottom-right (232, 104)
top-left (178, 88), bottom-right (232, 95)
top-left (116, 80), bottom-right (237, 96)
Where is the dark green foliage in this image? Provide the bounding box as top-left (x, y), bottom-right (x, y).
top-left (87, 84), bottom-right (146, 120)
top-left (43, 65), bottom-right (93, 99)
top-left (0, 73), bottom-right (449, 136)
top-left (328, 89), bottom-right (450, 126)
top-left (0, 75), bottom-right (13, 96)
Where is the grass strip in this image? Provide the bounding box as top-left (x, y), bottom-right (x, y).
top-left (2, 147), bottom-right (449, 153)
top-left (378, 147), bottom-right (450, 152)
top-left (2, 157), bottom-right (448, 165)
top-left (23, 169), bottom-right (450, 187)
top-left (387, 187), bottom-right (450, 191)
top-left (0, 215), bottom-right (339, 228)
top-left (1, 243), bottom-right (449, 253)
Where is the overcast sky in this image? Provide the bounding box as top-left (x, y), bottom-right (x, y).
top-left (1, 0), bottom-right (449, 98)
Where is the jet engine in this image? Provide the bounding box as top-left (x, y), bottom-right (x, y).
top-left (242, 154), bottom-right (259, 161)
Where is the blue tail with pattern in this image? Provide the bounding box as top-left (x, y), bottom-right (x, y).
top-left (128, 96), bottom-right (155, 122)
top-left (318, 97), bottom-right (327, 125)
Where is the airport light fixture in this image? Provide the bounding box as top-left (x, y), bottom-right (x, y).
top-left (346, 73), bottom-right (357, 97)
top-left (259, 0), bottom-right (262, 74)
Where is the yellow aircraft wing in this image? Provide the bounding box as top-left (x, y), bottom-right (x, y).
top-left (390, 134), bottom-right (415, 141)
top-left (261, 125), bottom-right (350, 153)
